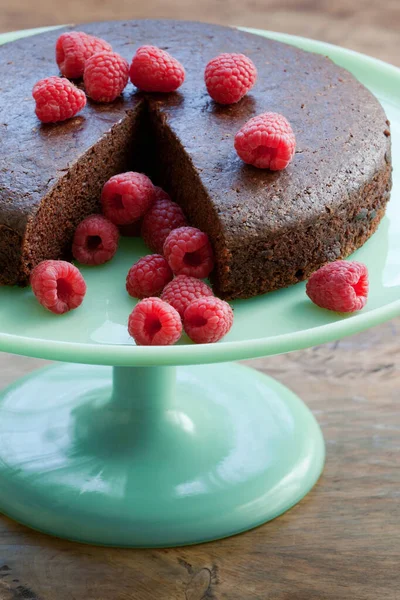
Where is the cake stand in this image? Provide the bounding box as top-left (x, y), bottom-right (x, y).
top-left (0, 27), bottom-right (399, 548)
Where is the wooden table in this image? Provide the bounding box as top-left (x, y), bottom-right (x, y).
top-left (1, 0), bottom-right (399, 67)
top-left (1, 1), bottom-right (399, 599)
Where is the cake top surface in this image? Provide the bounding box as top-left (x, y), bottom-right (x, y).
top-left (0, 19), bottom-right (390, 239)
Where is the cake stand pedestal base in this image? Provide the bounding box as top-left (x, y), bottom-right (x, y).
top-left (0, 362), bottom-right (324, 547)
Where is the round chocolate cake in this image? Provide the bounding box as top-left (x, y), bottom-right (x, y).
top-left (0, 20), bottom-right (392, 298)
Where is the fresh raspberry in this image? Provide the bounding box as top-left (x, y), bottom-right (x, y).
top-left (56, 31), bottom-right (112, 79)
top-left (72, 214), bottom-right (119, 265)
top-left (163, 226), bottom-right (214, 279)
top-left (129, 45), bottom-right (185, 92)
top-left (183, 297), bottom-right (233, 344)
top-left (204, 53), bottom-right (257, 105)
top-left (84, 51), bottom-right (129, 102)
top-left (306, 260), bottom-right (369, 313)
top-left (234, 112), bottom-right (296, 170)
top-left (101, 172), bottom-right (155, 225)
top-left (161, 275), bottom-right (214, 318)
top-left (153, 186), bottom-right (172, 202)
top-left (119, 220), bottom-right (142, 237)
top-left (128, 297), bottom-right (182, 346)
top-left (32, 77), bottom-right (86, 123)
top-left (30, 260), bottom-right (86, 315)
top-left (126, 254), bottom-right (173, 299)
top-left (141, 199), bottom-right (187, 254)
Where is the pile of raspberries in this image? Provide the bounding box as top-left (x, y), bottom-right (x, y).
top-left (30, 172), bottom-right (234, 346)
top-left (32, 30), bottom-right (296, 171)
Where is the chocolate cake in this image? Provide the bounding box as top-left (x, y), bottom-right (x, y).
top-left (0, 20), bottom-right (392, 298)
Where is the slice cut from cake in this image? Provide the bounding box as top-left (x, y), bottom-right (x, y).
top-left (0, 20), bottom-right (392, 299)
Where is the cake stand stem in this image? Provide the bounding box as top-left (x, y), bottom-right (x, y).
top-left (110, 366), bottom-right (177, 448)
top-left (112, 365), bottom-right (176, 411)
top-left (0, 361), bottom-right (324, 547)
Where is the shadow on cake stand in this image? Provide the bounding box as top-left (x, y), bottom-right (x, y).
top-left (0, 27), bottom-right (400, 547)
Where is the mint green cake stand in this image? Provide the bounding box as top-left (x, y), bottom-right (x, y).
top-left (0, 27), bottom-right (400, 548)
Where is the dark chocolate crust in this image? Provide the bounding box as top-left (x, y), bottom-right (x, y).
top-left (0, 20), bottom-right (392, 297)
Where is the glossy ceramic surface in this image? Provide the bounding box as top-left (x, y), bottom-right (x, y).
top-left (0, 362), bottom-right (324, 547)
top-left (0, 29), bottom-right (399, 366)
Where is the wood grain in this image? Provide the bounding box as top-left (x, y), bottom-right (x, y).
top-left (1, 321), bottom-right (400, 599)
top-left (0, 0), bottom-right (399, 66)
top-left (0, 1), bottom-right (400, 599)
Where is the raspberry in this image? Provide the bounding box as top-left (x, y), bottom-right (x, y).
top-left (306, 260), bottom-right (369, 313)
top-left (72, 214), bottom-right (119, 265)
top-left (183, 297), bottom-right (233, 344)
top-left (126, 254), bottom-right (173, 299)
top-left (119, 220), bottom-right (142, 237)
top-left (153, 186), bottom-right (172, 202)
top-left (56, 31), bottom-right (112, 79)
top-left (84, 51), bottom-right (129, 102)
top-left (101, 172), bottom-right (155, 225)
top-left (205, 53), bottom-right (257, 105)
top-left (234, 112), bottom-right (296, 170)
top-left (30, 260), bottom-right (86, 315)
top-left (161, 275), bottom-right (214, 318)
top-left (163, 227), bottom-right (214, 279)
top-left (141, 198), bottom-right (187, 254)
top-left (32, 77), bottom-right (86, 123)
top-left (129, 45), bottom-right (185, 92)
top-left (128, 297), bottom-right (182, 346)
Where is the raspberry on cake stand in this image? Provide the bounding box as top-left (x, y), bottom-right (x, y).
top-left (0, 27), bottom-right (399, 548)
